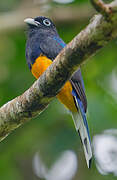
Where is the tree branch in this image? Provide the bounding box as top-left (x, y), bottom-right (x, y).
top-left (91, 0), bottom-right (117, 19)
top-left (91, 0), bottom-right (112, 16)
top-left (0, 0), bottom-right (117, 141)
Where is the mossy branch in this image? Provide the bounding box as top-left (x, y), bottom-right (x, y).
top-left (0, 0), bottom-right (117, 141)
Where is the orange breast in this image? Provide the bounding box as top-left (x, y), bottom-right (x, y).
top-left (31, 55), bottom-right (77, 112)
top-left (31, 55), bottom-right (52, 78)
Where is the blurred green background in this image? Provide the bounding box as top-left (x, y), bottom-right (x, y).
top-left (0, 0), bottom-right (117, 179)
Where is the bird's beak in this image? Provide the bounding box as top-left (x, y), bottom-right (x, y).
top-left (24, 18), bottom-right (40, 27)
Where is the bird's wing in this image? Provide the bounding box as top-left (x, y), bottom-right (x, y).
top-left (40, 35), bottom-right (66, 60)
top-left (71, 70), bottom-right (92, 168)
top-left (71, 69), bottom-right (87, 112)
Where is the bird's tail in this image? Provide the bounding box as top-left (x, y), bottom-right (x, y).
top-left (72, 109), bottom-right (92, 168)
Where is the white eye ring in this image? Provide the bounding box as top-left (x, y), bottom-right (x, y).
top-left (43, 19), bottom-right (51, 26)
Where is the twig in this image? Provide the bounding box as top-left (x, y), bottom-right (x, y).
top-left (91, 0), bottom-right (117, 21)
top-left (91, 0), bottom-right (112, 16)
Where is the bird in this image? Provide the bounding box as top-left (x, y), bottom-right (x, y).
top-left (24, 16), bottom-right (92, 168)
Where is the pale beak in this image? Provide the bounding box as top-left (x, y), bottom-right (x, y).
top-left (24, 18), bottom-right (40, 26)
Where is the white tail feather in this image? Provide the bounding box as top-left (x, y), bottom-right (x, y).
top-left (72, 112), bottom-right (92, 168)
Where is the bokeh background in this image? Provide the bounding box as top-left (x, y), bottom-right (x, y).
top-left (0, 0), bottom-right (117, 179)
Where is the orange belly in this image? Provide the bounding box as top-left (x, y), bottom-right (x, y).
top-left (31, 56), bottom-right (77, 112)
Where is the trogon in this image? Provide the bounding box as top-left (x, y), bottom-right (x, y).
top-left (24, 16), bottom-right (92, 168)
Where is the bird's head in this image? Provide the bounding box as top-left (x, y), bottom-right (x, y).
top-left (24, 16), bottom-right (57, 35)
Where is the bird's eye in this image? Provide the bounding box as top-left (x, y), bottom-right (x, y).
top-left (43, 19), bottom-right (51, 26)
